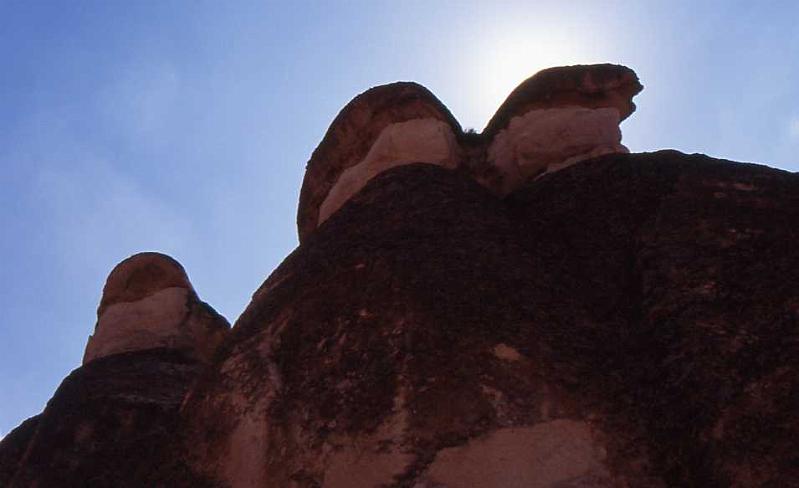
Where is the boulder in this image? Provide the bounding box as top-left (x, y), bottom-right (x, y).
top-left (298, 65), bottom-right (643, 241)
top-left (83, 252), bottom-right (229, 364)
top-left (297, 82), bottom-right (462, 243)
top-left (0, 253), bottom-right (229, 487)
top-left (484, 64), bottom-right (643, 192)
top-left (318, 117), bottom-right (461, 225)
top-left (484, 64), bottom-right (643, 136)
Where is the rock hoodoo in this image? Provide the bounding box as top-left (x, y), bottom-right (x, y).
top-left (1, 253), bottom-right (230, 487)
top-left (2, 64), bottom-right (798, 487)
top-left (297, 82), bottom-right (462, 242)
top-left (83, 252), bottom-right (229, 364)
top-left (482, 63), bottom-right (642, 136)
top-left (484, 64), bottom-right (643, 193)
top-left (298, 64), bottom-right (643, 241)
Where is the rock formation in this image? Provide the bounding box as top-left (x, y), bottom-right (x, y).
top-left (483, 64), bottom-right (642, 193)
top-left (298, 64), bottom-right (643, 241)
top-left (84, 252), bottom-right (229, 364)
top-left (297, 81), bottom-right (462, 242)
top-left (0, 253), bottom-right (229, 487)
top-left (2, 64), bottom-right (798, 487)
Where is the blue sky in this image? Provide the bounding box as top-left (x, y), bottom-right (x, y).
top-left (1, 1), bottom-right (797, 438)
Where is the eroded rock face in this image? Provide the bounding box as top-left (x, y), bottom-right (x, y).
top-left (168, 156), bottom-right (799, 487)
top-left (483, 64), bottom-right (643, 137)
top-left (481, 65), bottom-right (642, 193)
top-left (178, 165), bottom-right (624, 487)
top-left (0, 416), bottom-right (39, 484)
top-left (0, 253), bottom-right (230, 487)
top-left (4, 67), bottom-right (798, 488)
top-left (96, 251), bottom-right (191, 315)
top-left (83, 252), bottom-right (229, 364)
top-left (298, 64), bottom-right (643, 241)
top-left (2, 350), bottom-right (210, 488)
top-left (487, 107), bottom-right (627, 193)
top-left (297, 82), bottom-right (462, 242)
top-left (318, 117), bottom-right (460, 224)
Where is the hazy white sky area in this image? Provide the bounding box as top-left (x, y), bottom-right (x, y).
top-left (1, 1), bottom-right (797, 436)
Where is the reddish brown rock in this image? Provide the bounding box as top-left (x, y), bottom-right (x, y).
top-left (483, 64), bottom-right (643, 193)
top-left (3, 67), bottom-right (798, 488)
top-left (83, 252), bottom-right (229, 364)
top-left (2, 350), bottom-right (210, 488)
top-left (483, 64), bottom-right (643, 137)
top-left (504, 151), bottom-right (799, 487)
top-left (298, 65), bottom-right (643, 243)
top-left (0, 416), bottom-right (40, 484)
top-left (97, 252), bottom-right (192, 316)
top-left (165, 155), bottom-right (798, 487)
top-left (297, 82), bottom-right (462, 243)
top-left (0, 253), bottom-right (229, 487)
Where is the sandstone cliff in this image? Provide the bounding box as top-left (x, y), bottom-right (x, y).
top-left (1, 65), bottom-right (797, 487)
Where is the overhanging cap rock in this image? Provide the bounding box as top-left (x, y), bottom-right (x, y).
top-left (483, 64), bottom-right (643, 138)
top-left (297, 81), bottom-right (462, 243)
top-left (97, 252), bottom-right (193, 317)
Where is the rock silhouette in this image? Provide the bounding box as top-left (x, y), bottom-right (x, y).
top-left (2, 64), bottom-right (797, 487)
top-left (84, 252), bottom-right (229, 365)
top-left (1, 253), bottom-right (229, 487)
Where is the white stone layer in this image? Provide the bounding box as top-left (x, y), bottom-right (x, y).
top-left (83, 286), bottom-right (190, 363)
top-left (488, 107), bottom-right (628, 194)
top-left (421, 420), bottom-right (610, 487)
top-left (318, 118), bottom-right (459, 225)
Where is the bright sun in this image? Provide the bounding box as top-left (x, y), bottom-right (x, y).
top-left (469, 24), bottom-right (602, 130)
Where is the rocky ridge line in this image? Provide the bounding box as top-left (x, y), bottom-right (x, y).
top-left (298, 63), bottom-right (643, 242)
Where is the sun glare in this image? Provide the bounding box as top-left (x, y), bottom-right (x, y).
top-left (469, 25), bottom-right (602, 130)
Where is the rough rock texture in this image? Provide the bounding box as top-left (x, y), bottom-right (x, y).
top-left (487, 106), bottom-right (627, 193)
top-left (96, 252), bottom-right (192, 316)
top-left (168, 156), bottom-right (798, 487)
top-left (297, 82), bottom-right (462, 242)
top-left (483, 64), bottom-right (643, 137)
top-left (3, 66), bottom-right (798, 487)
top-left (0, 350), bottom-right (209, 487)
top-left (505, 152), bottom-right (799, 487)
top-left (0, 254), bottom-right (229, 487)
top-left (318, 117), bottom-right (460, 224)
top-left (482, 64), bottom-right (642, 193)
top-left (298, 64), bottom-right (643, 240)
top-left (0, 416), bottom-right (40, 484)
top-left (83, 252), bottom-right (229, 364)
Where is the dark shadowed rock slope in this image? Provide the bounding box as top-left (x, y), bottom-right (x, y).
top-left (2, 152), bottom-right (797, 487)
top-left (4, 350), bottom-right (205, 487)
top-left (167, 154), bottom-right (797, 487)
